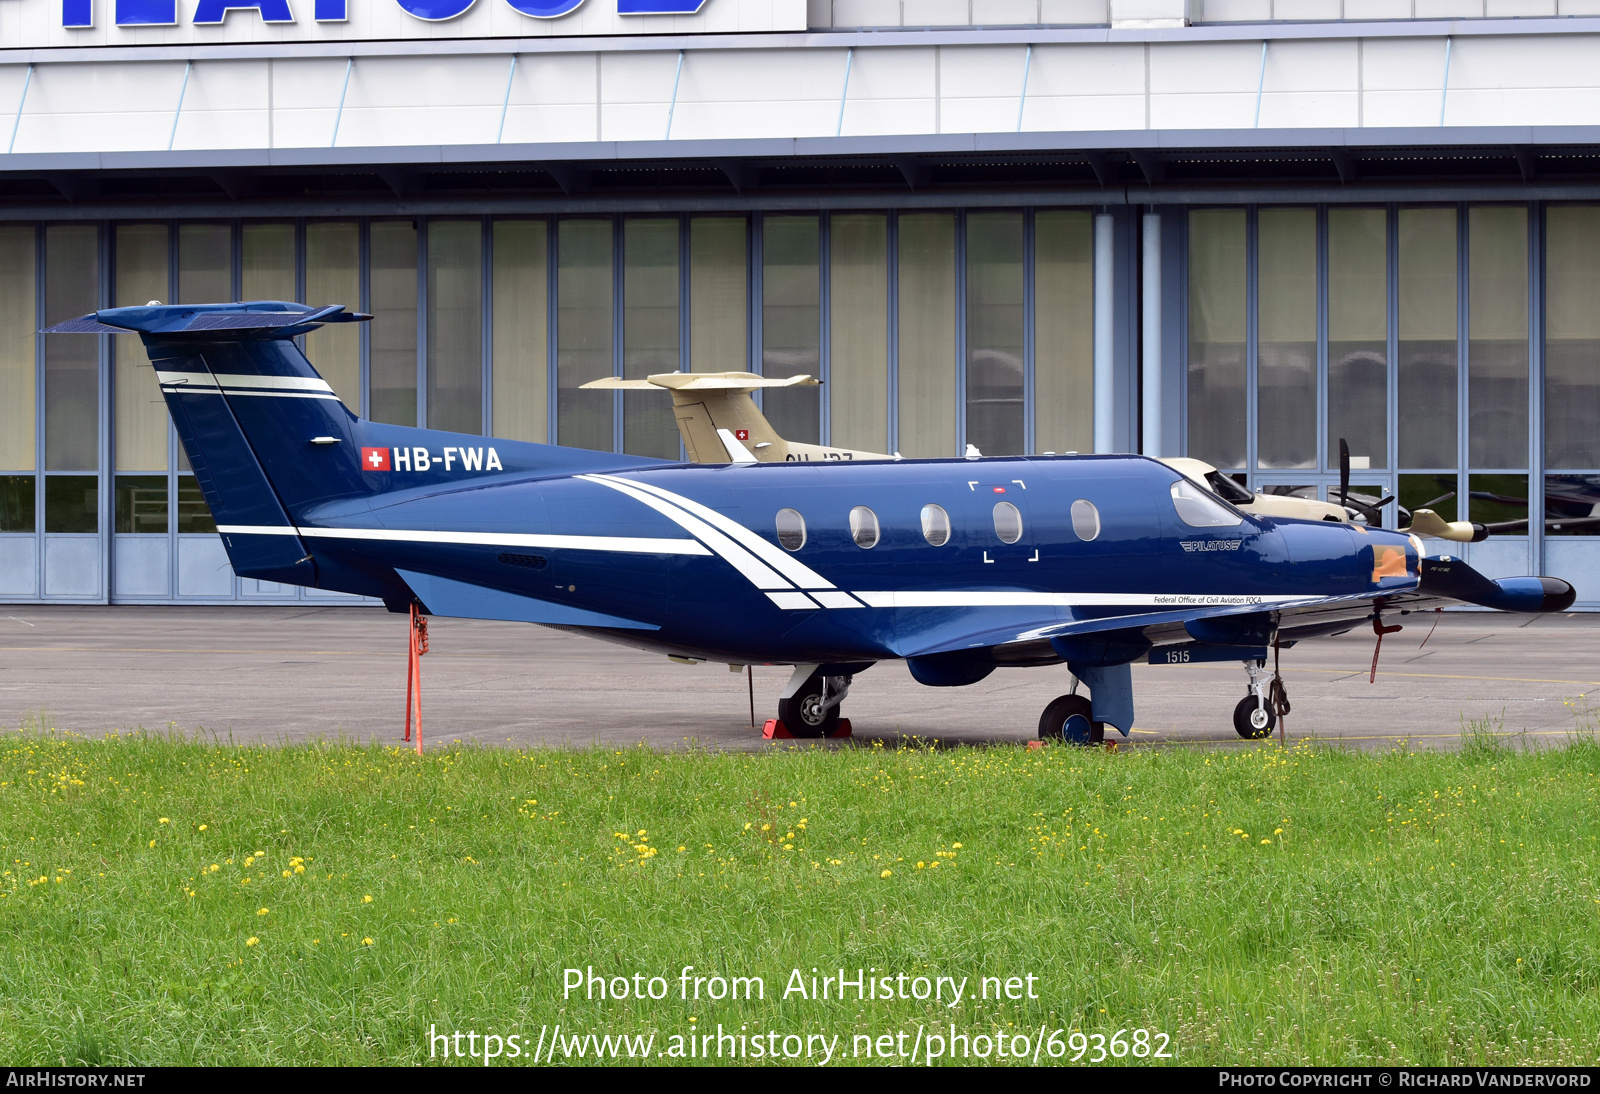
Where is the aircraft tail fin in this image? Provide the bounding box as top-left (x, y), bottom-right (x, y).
top-left (584, 372), bottom-right (802, 462)
top-left (44, 301), bottom-right (668, 597)
top-left (581, 371), bottom-right (893, 463)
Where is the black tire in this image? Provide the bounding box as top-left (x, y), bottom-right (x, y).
top-left (1038, 694), bottom-right (1103, 745)
top-left (1233, 695), bottom-right (1276, 739)
top-left (778, 673), bottom-right (842, 738)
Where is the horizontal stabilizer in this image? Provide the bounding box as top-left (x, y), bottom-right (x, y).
top-left (581, 371), bottom-right (819, 393)
top-left (39, 315), bottom-right (130, 334)
top-left (42, 302), bottom-right (370, 338)
top-left (397, 569), bottom-right (658, 631)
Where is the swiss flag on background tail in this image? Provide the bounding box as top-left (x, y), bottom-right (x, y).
top-left (361, 447), bottom-right (391, 472)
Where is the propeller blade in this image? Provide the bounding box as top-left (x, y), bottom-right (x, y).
top-left (1338, 438), bottom-right (1350, 511)
top-left (1419, 491), bottom-right (1456, 510)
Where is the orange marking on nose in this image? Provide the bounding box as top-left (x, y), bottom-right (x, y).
top-left (1372, 546), bottom-right (1408, 581)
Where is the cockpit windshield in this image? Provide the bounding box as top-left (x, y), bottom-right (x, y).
top-left (1170, 477), bottom-right (1245, 528)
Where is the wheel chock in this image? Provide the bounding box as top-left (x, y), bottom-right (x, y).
top-left (763, 718), bottom-right (853, 740)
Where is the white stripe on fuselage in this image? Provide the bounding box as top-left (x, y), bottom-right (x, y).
top-left (157, 371), bottom-right (341, 399)
top-left (853, 591), bottom-right (1325, 608)
top-left (157, 371), bottom-right (334, 392)
top-left (217, 524), bottom-right (710, 556)
top-left (574, 474), bottom-right (792, 590)
top-left (587, 473), bottom-right (836, 590)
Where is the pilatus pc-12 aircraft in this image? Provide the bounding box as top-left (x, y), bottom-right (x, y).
top-left (46, 301), bottom-right (1576, 743)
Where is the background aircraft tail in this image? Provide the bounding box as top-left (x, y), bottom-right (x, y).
top-left (582, 371), bottom-right (892, 463)
top-left (45, 302), bottom-right (666, 598)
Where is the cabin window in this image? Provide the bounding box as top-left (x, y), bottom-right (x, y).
top-left (775, 508), bottom-right (806, 551)
top-left (849, 506), bottom-right (880, 548)
top-left (1071, 499), bottom-right (1100, 541)
top-left (1170, 478), bottom-right (1243, 528)
top-left (920, 503), bottom-right (951, 546)
top-left (992, 501), bottom-right (1023, 544)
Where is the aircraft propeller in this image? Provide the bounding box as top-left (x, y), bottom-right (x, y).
top-left (1337, 438), bottom-right (1398, 526)
top-left (1336, 438), bottom-right (1486, 543)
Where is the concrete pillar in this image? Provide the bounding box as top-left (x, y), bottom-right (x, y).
top-left (1141, 211), bottom-right (1162, 457)
top-left (1093, 212), bottom-right (1114, 454)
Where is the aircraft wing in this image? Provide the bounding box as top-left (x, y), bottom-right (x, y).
top-left (888, 556), bottom-right (1574, 660)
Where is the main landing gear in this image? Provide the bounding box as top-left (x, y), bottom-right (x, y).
top-left (776, 667), bottom-right (853, 738)
top-left (1038, 682), bottom-right (1105, 746)
top-left (1233, 659), bottom-right (1288, 739)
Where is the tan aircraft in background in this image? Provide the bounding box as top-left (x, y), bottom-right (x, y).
top-left (582, 371), bottom-right (1485, 543)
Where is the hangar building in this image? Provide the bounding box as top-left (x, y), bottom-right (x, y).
top-left (0, 0), bottom-right (1597, 605)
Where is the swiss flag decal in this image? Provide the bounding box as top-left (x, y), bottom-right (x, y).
top-left (361, 447), bottom-right (391, 472)
top-left (735, 429), bottom-right (749, 441)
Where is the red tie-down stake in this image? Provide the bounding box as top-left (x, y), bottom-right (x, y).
top-left (1369, 610), bottom-right (1403, 684)
top-left (403, 603), bottom-right (429, 754)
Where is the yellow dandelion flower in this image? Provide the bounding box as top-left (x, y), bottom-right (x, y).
top-left (158, 818), bottom-right (169, 825)
top-left (245, 937), bottom-right (259, 946)
top-left (1260, 839), bottom-right (1272, 845)
top-left (952, 842), bottom-right (962, 849)
top-left (198, 825), bottom-right (207, 831)
top-left (258, 907), bottom-right (270, 915)
top-left (148, 839), bottom-right (156, 848)
top-left (880, 869), bottom-right (892, 878)
top-left (916, 861), bottom-right (926, 869)
top-left (676, 846), bottom-right (686, 853)
top-left (282, 870), bottom-right (291, 877)
top-left (361, 937), bottom-right (374, 946)
top-left (362, 894), bottom-right (373, 903)
top-left (783, 844), bottom-right (794, 851)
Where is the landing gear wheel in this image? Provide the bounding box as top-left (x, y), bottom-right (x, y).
top-left (778, 673), bottom-right (841, 739)
top-left (1233, 695), bottom-right (1276, 739)
top-left (1039, 694), bottom-right (1104, 746)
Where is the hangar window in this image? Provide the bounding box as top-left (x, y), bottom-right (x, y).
top-left (920, 503), bottom-right (951, 546)
top-left (775, 508), bottom-right (806, 551)
top-left (1170, 478), bottom-right (1243, 528)
top-left (849, 506), bottom-right (879, 549)
top-left (1070, 499), bottom-right (1100, 541)
top-left (992, 501), bottom-right (1023, 544)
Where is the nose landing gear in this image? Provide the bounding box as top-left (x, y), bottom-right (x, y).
top-left (1233, 658), bottom-right (1289, 740)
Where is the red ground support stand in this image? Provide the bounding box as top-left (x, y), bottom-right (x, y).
top-left (763, 718), bottom-right (852, 740)
top-left (402, 603), bottom-right (429, 755)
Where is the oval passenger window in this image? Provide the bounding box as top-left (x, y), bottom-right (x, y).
top-left (992, 501), bottom-right (1023, 544)
top-left (849, 505), bottom-right (880, 549)
top-left (1071, 499), bottom-right (1100, 541)
top-left (920, 503), bottom-right (950, 547)
top-left (1170, 478), bottom-right (1243, 528)
top-left (775, 508), bottom-right (806, 551)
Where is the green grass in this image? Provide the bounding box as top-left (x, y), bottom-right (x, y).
top-left (3, 722), bottom-right (1600, 1066)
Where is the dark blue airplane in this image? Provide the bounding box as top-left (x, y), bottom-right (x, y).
top-left (45, 301), bottom-right (1577, 743)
